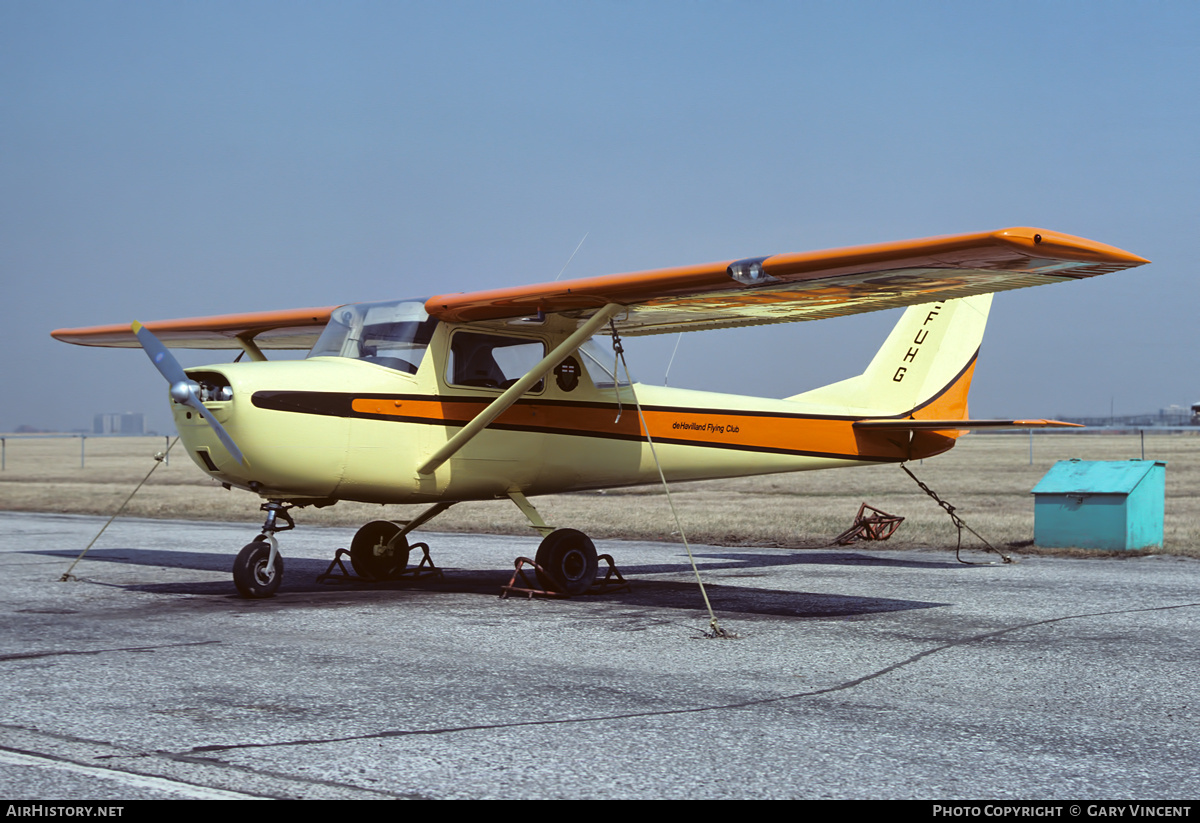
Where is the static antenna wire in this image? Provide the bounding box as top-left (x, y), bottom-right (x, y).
top-left (554, 232), bottom-right (589, 281)
top-left (60, 437), bottom-right (181, 582)
top-left (608, 319), bottom-right (733, 639)
top-left (663, 333), bottom-right (683, 386)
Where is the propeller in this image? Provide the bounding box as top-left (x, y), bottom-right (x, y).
top-left (132, 321), bottom-right (247, 466)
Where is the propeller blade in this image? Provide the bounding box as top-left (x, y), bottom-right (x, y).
top-left (132, 321), bottom-right (190, 386)
top-left (132, 321), bottom-right (248, 466)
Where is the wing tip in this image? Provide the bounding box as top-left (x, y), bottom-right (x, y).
top-left (992, 227), bottom-right (1150, 266)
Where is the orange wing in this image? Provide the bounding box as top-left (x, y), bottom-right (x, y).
top-left (52, 227), bottom-right (1148, 348)
top-left (52, 306), bottom-right (337, 350)
top-left (427, 227), bottom-right (1148, 335)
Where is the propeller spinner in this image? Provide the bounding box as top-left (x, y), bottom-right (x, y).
top-left (132, 321), bottom-right (247, 465)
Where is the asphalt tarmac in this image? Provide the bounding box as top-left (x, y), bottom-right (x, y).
top-left (2, 510), bottom-right (1198, 800)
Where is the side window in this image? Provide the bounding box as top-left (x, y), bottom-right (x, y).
top-left (578, 339), bottom-right (630, 388)
top-left (447, 332), bottom-right (546, 391)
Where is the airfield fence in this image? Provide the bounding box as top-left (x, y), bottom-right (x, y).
top-left (0, 434), bottom-right (174, 470)
top-left (1006, 426), bottom-right (1200, 464)
top-left (1, 428), bottom-right (1196, 472)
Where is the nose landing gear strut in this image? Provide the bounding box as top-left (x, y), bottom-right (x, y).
top-left (232, 502), bottom-right (294, 598)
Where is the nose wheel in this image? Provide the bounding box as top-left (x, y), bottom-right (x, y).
top-left (233, 537), bottom-right (283, 598)
top-left (233, 502), bottom-right (294, 598)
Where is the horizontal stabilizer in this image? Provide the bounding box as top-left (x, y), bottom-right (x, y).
top-left (853, 419), bottom-right (1083, 431)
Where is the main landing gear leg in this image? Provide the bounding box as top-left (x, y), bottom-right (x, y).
top-left (507, 491), bottom-right (600, 596)
top-left (233, 502), bottom-right (294, 598)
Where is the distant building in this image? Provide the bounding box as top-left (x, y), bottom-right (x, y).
top-left (93, 412), bottom-right (146, 435)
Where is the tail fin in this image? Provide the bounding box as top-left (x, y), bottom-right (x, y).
top-left (786, 293), bottom-right (992, 418)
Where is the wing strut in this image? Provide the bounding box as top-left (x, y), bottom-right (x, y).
top-left (416, 303), bottom-right (624, 476)
top-left (235, 332), bottom-right (268, 363)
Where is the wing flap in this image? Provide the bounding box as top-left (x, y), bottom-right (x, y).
top-left (52, 306), bottom-right (337, 350)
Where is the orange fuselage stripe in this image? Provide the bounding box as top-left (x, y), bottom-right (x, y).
top-left (347, 394), bottom-right (961, 462)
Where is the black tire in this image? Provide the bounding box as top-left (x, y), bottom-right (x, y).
top-left (233, 538), bottom-right (283, 598)
top-left (535, 529), bottom-right (598, 595)
top-left (350, 521), bottom-right (410, 581)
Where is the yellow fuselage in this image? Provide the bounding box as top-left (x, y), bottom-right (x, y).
top-left (173, 322), bottom-right (957, 505)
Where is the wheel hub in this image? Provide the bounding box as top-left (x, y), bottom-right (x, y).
top-left (253, 560), bottom-right (275, 585)
top-left (562, 550), bottom-right (586, 581)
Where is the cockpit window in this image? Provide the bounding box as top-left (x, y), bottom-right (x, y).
top-left (308, 300), bottom-right (438, 375)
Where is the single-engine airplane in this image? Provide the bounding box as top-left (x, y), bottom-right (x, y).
top-left (53, 227), bottom-right (1148, 597)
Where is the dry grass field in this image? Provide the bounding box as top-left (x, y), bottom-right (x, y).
top-left (1, 432), bottom-right (1196, 557)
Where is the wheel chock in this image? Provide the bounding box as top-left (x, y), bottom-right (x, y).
top-left (500, 554), bottom-right (630, 599)
top-left (402, 542), bottom-right (444, 581)
top-left (593, 554), bottom-right (631, 594)
top-left (316, 541), bottom-right (443, 585)
top-left (316, 549), bottom-right (355, 584)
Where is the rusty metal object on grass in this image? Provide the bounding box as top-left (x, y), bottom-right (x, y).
top-left (834, 503), bottom-right (905, 545)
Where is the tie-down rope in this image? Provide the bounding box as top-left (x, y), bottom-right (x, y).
top-left (609, 319), bottom-right (733, 639)
top-left (60, 437), bottom-right (181, 582)
top-left (900, 462), bottom-right (1012, 565)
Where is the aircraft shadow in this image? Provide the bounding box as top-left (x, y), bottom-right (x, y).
top-left (37, 546), bottom-right (965, 576)
top-left (621, 549), bottom-right (967, 575)
top-left (613, 579), bottom-right (946, 618)
top-left (36, 547), bottom-right (948, 619)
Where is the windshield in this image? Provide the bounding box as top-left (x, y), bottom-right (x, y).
top-left (308, 300), bottom-right (439, 375)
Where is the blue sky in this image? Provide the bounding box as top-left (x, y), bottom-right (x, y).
top-left (3, 1), bottom-right (1197, 432)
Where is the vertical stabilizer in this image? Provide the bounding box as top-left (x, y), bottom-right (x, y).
top-left (786, 293), bottom-right (992, 417)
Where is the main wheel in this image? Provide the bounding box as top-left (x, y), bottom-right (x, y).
top-left (535, 528), bottom-right (598, 595)
top-left (233, 538), bottom-right (283, 598)
top-left (350, 520), bottom-right (410, 581)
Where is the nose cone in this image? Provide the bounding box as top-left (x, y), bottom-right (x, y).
top-left (172, 397), bottom-right (246, 476)
top-left (170, 380), bottom-right (199, 404)
top-left (172, 359), bottom-right (354, 500)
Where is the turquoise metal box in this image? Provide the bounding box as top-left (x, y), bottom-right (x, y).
top-left (1031, 459), bottom-right (1167, 550)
